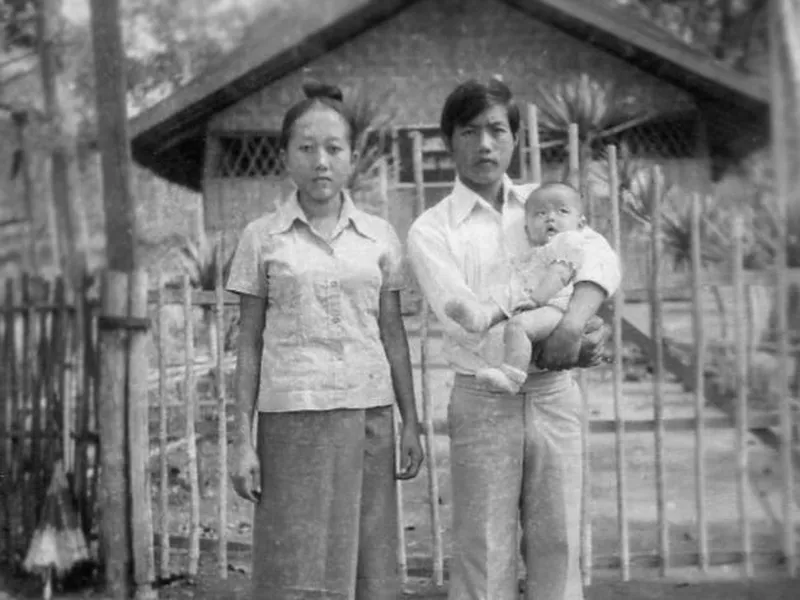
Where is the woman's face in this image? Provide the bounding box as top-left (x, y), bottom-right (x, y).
top-left (448, 104), bottom-right (517, 190)
top-left (282, 106), bottom-right (355, 204)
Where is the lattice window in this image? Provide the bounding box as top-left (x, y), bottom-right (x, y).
top-left (212, 133), bottom-right (285, 179)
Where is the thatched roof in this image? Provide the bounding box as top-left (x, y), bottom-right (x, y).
top-left (129, 0), bottom-right (770, 192)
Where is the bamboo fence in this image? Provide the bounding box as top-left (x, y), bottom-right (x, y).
top-left (1, 112), bottom-right (799, 589)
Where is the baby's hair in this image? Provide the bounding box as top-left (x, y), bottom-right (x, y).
top-left (525, 181), bottom-right (585, 214)
top-left (278, 81), bottom-right (356, 149)
top-left (440, 78), bottom-right (521, 142)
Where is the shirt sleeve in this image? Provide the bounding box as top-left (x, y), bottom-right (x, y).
top-left (380, 221), bottom-right (408, 292)
top-left (545, 230), bottom-right (588, 273)
top-left (573, 227), bottom-right (621, 297)
top-left (226, 222), bottom-right (268, 298)
top-left (406, 218), bottom-right (485, 346)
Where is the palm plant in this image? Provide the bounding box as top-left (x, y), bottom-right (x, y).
top-left (342, 83), bottom-right (397, 192)
top-left (178, 229), bottom-right (234, 365)
top-left (532, 73), bottom-right (655, 196)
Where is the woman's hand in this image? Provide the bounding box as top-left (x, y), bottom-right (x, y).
top-left (231, 441), bottom-right (261, 503)
top-left (396, 421), bottom-right (424, 480)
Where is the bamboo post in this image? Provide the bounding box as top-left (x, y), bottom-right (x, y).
top-left (183, 276), bottom-right (201, 578)
top-left (41, 281), bottom-right (57, 472)
top-left (1, 281), bottom-right (11, 562)
top-left (391, 408), bottom-right (408, 585)
top-left (385, 146), bottom-right (407, 586)
top-left (768, 0), bottom-right (798, 577)
top-left (568, 124), bottom-right (593, 585)
top-left (55, 278), bottom-right (70, 469)
top-left (81, 282), bottom-right (97, 542)
top-left (73, 281), bottom-right (89, 543)
top-left (6, 279), bottom-right (21, 557)
top-left (12, 112), bottom-right (37, 273)
top-left (731, 214), bottom-right (753, 577)
top-left (689, 194), bottom-right (709, 572)
top-left (649, 173), bottom-right (669, 576)
top-left (97, 271), bottom-right (132, 598)
top-left (412, 131), bottom-right (445, 586)
top-left (215, 244), bottom-right (228, 579)
top-left (156, 277), bottom-right (170, 577)
top-left (527, 104), bottom-right (542, 185)
top-left (22, 274), bottom-right (37, 541)
top-left (127, 270), bottom-right (155, 598)
top-left (607, 145), bottom-right (630, 581)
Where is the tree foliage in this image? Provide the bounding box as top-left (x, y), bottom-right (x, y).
top-left (611, 0), bottom-right (768, 71)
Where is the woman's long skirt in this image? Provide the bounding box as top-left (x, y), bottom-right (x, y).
top-left (252, 405), bottom-right (399, 600)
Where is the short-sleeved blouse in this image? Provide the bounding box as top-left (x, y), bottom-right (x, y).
top-left (226, 190), bottom-right (407, 413)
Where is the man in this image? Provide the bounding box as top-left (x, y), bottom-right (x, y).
top-left (407, 79), bottom-right (621, 600)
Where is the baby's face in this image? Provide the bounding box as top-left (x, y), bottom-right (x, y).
top-left (525, 186), bottom-right (583, 245)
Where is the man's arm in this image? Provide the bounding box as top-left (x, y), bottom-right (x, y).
top-left (533, 229), bottom-right (620, 370)
top-left (407, 220), bottom-right (484, 346)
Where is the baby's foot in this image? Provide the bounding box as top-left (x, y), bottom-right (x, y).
top-left (475, 365), bottom-right (527, 394)
top-left (444, 299), bottom-right (489, 333)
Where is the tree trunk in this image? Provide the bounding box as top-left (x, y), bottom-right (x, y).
top-left (37, 0), bottom-right (89, 287)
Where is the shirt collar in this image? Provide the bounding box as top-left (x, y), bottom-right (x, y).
top-left (449, 174), bottom-right (527, 227)
top-left (269, 188), bottom-right (377, 240)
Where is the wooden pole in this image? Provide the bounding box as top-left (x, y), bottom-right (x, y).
top-left (689, 194), bottom-right (709, 572)
top-left (769, 0), bottom-right (798, 577)
top-left (156, 277), bottom-right (170, 578)
top-left (127, 270), bottom-right (155, 598)
top-left (527, 104), bottom-right (542, 185)
top-left (12, 111), bottom-right (37, 273)
top-left (650, 172), bottom-right (669, 576)
top-left (90, 0), bottom-right (138, 273)
top-left (607, 144), bottom-right (630, 581)
top-left (215, 244), bottom-right (228, 579)
top-left (731, 215), bottom-right (753, 577)
top-left (569, 124), bottom-right (593, 586)
top-left (89, 0), bottom-right (144, 595)
top-left (96, 271), bottom-right (131, 599)
top-left (412, 131), bottom-right (444, 587)
top-left (183, 276), bottom-right (201, 578)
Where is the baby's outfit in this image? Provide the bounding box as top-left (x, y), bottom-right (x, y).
top-left (504, 230), bottom-right (588, 313)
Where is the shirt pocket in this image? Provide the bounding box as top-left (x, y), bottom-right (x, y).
top-left (266, 273), bottom-right (305, 344)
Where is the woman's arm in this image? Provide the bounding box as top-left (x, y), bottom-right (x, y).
top-left (379, 289), bottom-right (424, 480)
top-left (233, 294), bottom-right (266, 447)
top-left (229, 294), bottom-right (266, 502)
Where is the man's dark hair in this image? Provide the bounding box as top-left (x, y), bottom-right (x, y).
top-left (439, 78), bottom-right (521, 142)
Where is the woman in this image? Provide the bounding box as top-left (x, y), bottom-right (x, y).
top-left (227, 82), bottom-right (424, 600)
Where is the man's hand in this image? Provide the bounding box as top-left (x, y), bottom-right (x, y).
top-left (532, 315), bottom-right (608, 371)
top-left (576, 317), bottom-right (611, 368)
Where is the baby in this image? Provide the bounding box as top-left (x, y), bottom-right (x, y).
top-left (445, 182), bottom-right (591, 394)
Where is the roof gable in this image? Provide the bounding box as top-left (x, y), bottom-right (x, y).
top-left (130, 0), bottom-right (769, 191)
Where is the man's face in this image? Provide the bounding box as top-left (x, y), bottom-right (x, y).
top-left (448, 104), bottom-right (516, 189)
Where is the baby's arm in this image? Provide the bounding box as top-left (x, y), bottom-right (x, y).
top-left (518, 230), bottom-right (584, 308)
top-left (524, 263), bottom-right (573, 307)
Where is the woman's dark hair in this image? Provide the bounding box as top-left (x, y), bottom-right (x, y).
top-left (279, 82), bottom-right (357, 149)
top-left (439, 78), bottom-right (521, 142)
